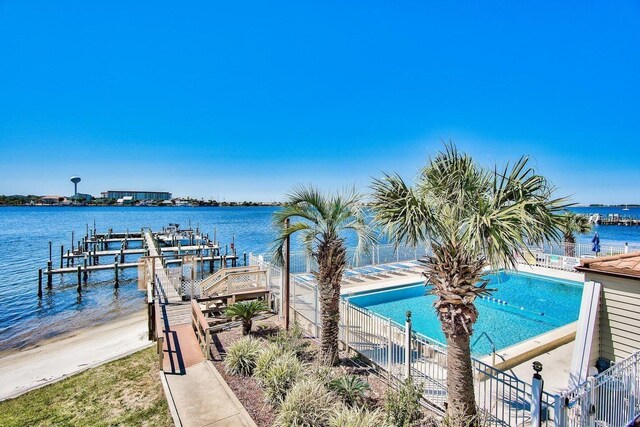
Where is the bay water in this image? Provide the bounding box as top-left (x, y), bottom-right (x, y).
top-left (0, 205), bottom-right (638, 352)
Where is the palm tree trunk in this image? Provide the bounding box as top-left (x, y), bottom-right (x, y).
top-left (316, 238), bottom-right (346, 366)
top-left (242, 319), bottom-right (252, 335)
top-left (446, 333), bottom-right (478, 421)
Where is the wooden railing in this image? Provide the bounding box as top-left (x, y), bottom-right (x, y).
top-left (153, 297), bottom-right (164, 369)
top-left (191, 299), bottom-right (212, 360)
top-left (201, 267), bottom-right (267, 297)
top-left (200, 265), bottom-right (261, 294)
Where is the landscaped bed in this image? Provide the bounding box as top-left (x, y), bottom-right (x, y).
top-left (0, 346), bottom-right (173, 427)
top-left (209, 315), bottom-right (435, 427)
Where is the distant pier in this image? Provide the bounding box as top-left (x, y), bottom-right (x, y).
top-left (591, 214), bottom-right (640, 226)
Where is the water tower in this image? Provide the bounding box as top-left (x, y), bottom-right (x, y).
top-left (70, 176), bottom-right (81, 197)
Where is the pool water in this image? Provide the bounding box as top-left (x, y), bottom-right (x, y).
top-left (345, 271), bottom-right (583, 356)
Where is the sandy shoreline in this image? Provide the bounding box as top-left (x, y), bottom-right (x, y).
top-left (0, 310), bottom-right (151, 401)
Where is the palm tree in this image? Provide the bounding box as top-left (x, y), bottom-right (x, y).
top-left (559, 212), bottom-right (592, 257)
top-left (225, 300), bottom-right (269, 335)
top-left (271, 186), bottom-right (376, 365)
top-left (371, 144), bottom-right (569, 420)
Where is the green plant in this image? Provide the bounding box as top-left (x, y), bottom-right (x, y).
top-left (262, 352), bottom-right (304, 405)
top-left (254, 344), bottom-right (289, 385)
top-left (224, 300), bottom-right (269, 335)
top-left (372, 143), bottom-right (569, 419)
top-left (384, 378), bottom-right (424, 427)
top-left (269, 323), bottom-right (309, 357)
top-left (274, 378), bottom-right (337, 427)
top-left (272, 186), bottom-right (377, 365)
top-left (224, 336), bottom-right (262, 376)
top-left (559, 211), bottom-right (592, 256)
top-left (329, 375), bottom-right (370, 407)
top-left (330, 406), bottom-right (389, 427)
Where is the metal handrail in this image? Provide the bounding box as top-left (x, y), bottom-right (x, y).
top-left (473, 331), bottom-right (497, 367)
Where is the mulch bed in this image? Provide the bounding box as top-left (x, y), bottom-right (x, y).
top-left (208, 315), bottom-right (395, 427)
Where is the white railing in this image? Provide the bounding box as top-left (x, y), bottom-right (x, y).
top-left (517, 251), bottom-right (582, 272)
top-left (338, 299), bottom-right (559, 425)
top-left (256, 243), bottom-right (432, 275)
top-left (527, 242), bottom-right (638, 259)
top-left (556, 350), bottom-right (640, 427)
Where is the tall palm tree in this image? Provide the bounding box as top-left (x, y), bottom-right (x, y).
top-left (271, 185), bottom-right (376, 365)
top-left (559, 211), bottom-right (592, 257)
top-left (371, 144), bottom-right (569, 420)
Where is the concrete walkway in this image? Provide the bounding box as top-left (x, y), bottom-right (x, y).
top-left (163, 361), bottom-right (256, 427)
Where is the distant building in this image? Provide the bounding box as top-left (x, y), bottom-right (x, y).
top-left (40, 195), bottom-right (69, 205)
top-left (100, 190), bottom-right (172, 201)
top-left (117, 196), bottom-right (134, 205)
top-left (74, 193), bottom-right (93, 202)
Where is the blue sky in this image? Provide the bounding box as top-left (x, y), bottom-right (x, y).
top-left (1, 1), bottom-right (639, 203)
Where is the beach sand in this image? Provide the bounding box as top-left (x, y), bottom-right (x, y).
top-left (0, 310), bottom-right (150, 401)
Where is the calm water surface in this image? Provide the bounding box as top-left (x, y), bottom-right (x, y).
top-left (0, 205), bottom-right (638, 352)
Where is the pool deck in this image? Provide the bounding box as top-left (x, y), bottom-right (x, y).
top-left (509, 341), bottom-right (575, 394)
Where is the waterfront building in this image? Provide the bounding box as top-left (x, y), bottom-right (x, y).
top-left (100, 190), bottom-right (171, 201)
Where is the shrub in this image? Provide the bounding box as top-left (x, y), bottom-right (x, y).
top-left (330, 406), bottom-right (389, 427)
top-left (254, 344), bottom-right (289, 385)
top-left (224, 336), bottom-right (262, 376)
top-left (274, 378), bottom-right (337, 427)
top-left (262, 352), bottom-right (304, 405)
top-left (384, 378), bottom-right (424, 427)
top-left (329, 375), bottom-right (370, 407)
top-left (224, 300), bottom-right (268, 335)
top-left (270, 323), bottom-right (309, 357)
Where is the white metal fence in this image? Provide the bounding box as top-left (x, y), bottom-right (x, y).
top-left (251, 244), bottom-right (640, 426)
top-left (255, 253), bottom-right (559, 425)
top-left (529, 242), bottom-right (639, 259)
top-left (556, 350), bottom-right (640, 427)
top-left (256, 243), bottom-right (432, 274)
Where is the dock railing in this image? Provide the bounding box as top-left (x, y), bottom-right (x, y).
top-left (151, 276), bottom-right (165, 369)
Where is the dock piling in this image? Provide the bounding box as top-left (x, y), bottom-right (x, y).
top-left (47, 261), bottom-right (52, 288)
top-left (38, 269), bottom-right (43, 298)
top-left (60, 245), bottom-right (64, 268)
top-left (77, 266), bottom-right (82, 294)
top-left (114, 262), bottom-right (119, 288)
top-left (49, 241), bottom-right (52, 262)
top-left (83, 257), bottom-right (88, 284)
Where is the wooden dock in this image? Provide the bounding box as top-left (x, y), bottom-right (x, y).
top-left (37, 224), bottom-right (243, 297)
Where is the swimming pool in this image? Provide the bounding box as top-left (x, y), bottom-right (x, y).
top-left (344, 271), bottom-right (583, 356)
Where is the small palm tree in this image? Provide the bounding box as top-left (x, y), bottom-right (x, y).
top-left (371, 144), bottom-right (569, 420)
top-left (329, 375), bottom-right (370, 407)
top-left (559, 211), bottom-right (592, 256)
top-left (225, 300), bottom-right (268, 335)
top-left (272, 185), bottom-right (376, 365)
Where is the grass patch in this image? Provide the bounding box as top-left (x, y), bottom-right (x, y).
top-left (0, 347), bottom-right (173, 427)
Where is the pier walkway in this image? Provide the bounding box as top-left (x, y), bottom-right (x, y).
top-left (145, 230), bottom-right (256, 427)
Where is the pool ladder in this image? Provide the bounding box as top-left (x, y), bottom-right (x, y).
top-left (473, 332), bottom-right (497, 367)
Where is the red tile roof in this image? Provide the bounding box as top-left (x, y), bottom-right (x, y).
top-left (576, 252), bottom-right (640, 279)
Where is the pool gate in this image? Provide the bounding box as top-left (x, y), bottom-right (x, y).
top-left (556, 349), bottom-right (640, 427)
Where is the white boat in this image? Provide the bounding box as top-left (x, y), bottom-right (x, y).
top-left (588, 213), bottom-right (601, 224)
